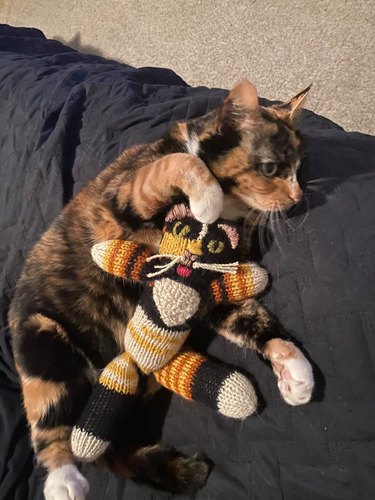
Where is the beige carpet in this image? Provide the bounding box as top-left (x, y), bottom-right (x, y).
top-left (1, 0), bottom-right (374, 134)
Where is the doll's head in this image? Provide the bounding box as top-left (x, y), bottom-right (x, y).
top-left (148, 204), bottom-right (242, 283)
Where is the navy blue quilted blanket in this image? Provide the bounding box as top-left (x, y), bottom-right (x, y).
top-left (1, 25), bottom-right (375, 500)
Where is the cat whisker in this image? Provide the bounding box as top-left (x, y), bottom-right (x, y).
top-left (305, 186), bottom-right (335, 202)
top-left (242, 208), bottom-right (260, 254)
top-left (297, 195), bottom-right (310, 229)
top-left (306, 177), bottom-right (335, 185)
top-left (277, 203), bottom-right (296, 232)
top-left (257, 210), bottom-right (271, 254)
top-left (305, 185), bottom-right (323, 194)
top-left (269, 211), bottom-right (284, 254)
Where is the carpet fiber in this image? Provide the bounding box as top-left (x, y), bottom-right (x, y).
top-left (1, 0), bottom-right (374, 134)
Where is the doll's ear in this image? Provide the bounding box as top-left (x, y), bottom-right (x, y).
top-left (218, 224), bottom-right (239, 249)
top-left (165, 203), bottom-right (193, 222)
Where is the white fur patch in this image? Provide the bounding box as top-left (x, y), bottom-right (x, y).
top-left (186, 135), bottom-right (200, 156)
top-left (276, 356), bottom-right (314, 406)
top-left (190, 182), bottom-right (223, 223)
top-left (44, 464), bottom-right (89, 500)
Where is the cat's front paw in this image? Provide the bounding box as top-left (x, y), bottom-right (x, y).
top-left (276, 357), bottom-right (314, 405)
top-left (190, 182), bottom-right (223, 223)
top-left (265, 339), bottom-right (314, 406)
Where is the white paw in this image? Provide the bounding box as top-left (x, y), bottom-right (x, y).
top-left (190, 182), bottom-right (224, 223)
top-left (44, 464), bottom-right (89, 500)
top-left (276, 356), bottom-right (314, 406)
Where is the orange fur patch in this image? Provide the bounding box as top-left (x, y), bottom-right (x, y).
top-left (21, 376), bottom-right (68, 424)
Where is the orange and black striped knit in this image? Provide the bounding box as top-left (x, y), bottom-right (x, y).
top-left (71, 205), bottom-right (267, 462)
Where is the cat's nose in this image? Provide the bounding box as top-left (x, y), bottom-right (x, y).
top-left (288, 186), bottom-right (303, 203)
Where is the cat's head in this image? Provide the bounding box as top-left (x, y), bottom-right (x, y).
top-left (197, 80), bottom-right (310, 213)
top-left (158, 204), bottom-right (241, 280)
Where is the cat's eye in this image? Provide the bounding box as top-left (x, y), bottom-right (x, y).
top-left (260, 162), bottom-right (278, 177)
top-left (207, 240), bottom-right (225, 254)
top-left (172, 221), bottom-right (190, 237)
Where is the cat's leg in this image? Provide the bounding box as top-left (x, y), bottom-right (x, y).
top-left (13, 314), bottom-right (92, 500)
top-left (210, 299), bottom-right (314, 406)
top-left (154, 350), bottom-right (257, 418)
top-left (13, 314), bottom-right (210, 497)
top-left (126, 153), bottom-right (224, 223)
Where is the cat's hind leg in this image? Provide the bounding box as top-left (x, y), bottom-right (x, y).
top-left (12, 313), bottom-right (92, 500)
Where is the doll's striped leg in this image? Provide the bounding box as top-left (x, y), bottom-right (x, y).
top-left (154, 350), bottom-right (257, 419)
top-left (71, 352), bottom-right (139, 462)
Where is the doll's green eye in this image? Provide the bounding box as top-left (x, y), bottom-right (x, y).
top-left (207, 240), bottom-right (225, 254)
top-left (172, 222), bottom-right (190, 237)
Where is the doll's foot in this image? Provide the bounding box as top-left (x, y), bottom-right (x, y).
top-left (71, 426), bottom-right (110, 462)
top-left (265, 339), bottom-right (314, 406)
top-left (217, 370), bottom-right (258, 418)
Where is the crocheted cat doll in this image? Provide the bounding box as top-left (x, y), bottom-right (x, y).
top-left (71, 204), bottom-right (268, 461)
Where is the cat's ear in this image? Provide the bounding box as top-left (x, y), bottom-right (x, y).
top-left (216, 80), bottom-right (259, 131)
top-left (271, 84), bottom-right (312, 122)
top-left (287, 84), bottom-right (311, 118)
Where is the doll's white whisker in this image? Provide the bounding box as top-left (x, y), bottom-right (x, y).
top-left (146, 255), bottom-right (182, 278)
top-left (193, 262), bottom-right (239, 274)
top-left (146, 254), bottom-right (179, 262)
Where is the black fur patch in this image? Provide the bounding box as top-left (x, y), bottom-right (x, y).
top-left (199, 128), bottom-right (241, 167)
top-left (130, 445), bottom-right (211, 494)
top-left (156, 129), bottom-right (186, 156)
top-left (14, 318), bottom-right (88, 382)
top-left (232, 314), bottom-right (286, 351)
top-left (219, 177), bottom-right (238, 193)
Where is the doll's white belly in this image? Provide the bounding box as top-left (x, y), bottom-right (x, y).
top-left (153, 278), bottom-right (200, 327)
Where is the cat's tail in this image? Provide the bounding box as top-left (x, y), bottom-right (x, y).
top-left (99, 443), bottom-right (212, 494)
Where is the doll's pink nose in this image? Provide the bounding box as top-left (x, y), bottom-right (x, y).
top-left (183, 249), bottom-right (199, 265)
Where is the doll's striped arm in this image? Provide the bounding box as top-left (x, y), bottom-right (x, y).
top-left (210, 263), bottom-right (268, 304)
top-left (91, 239), bottom-right (152, 281)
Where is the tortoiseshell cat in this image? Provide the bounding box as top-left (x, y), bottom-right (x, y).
top-left (9, 80), bottom-right (314, 500)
